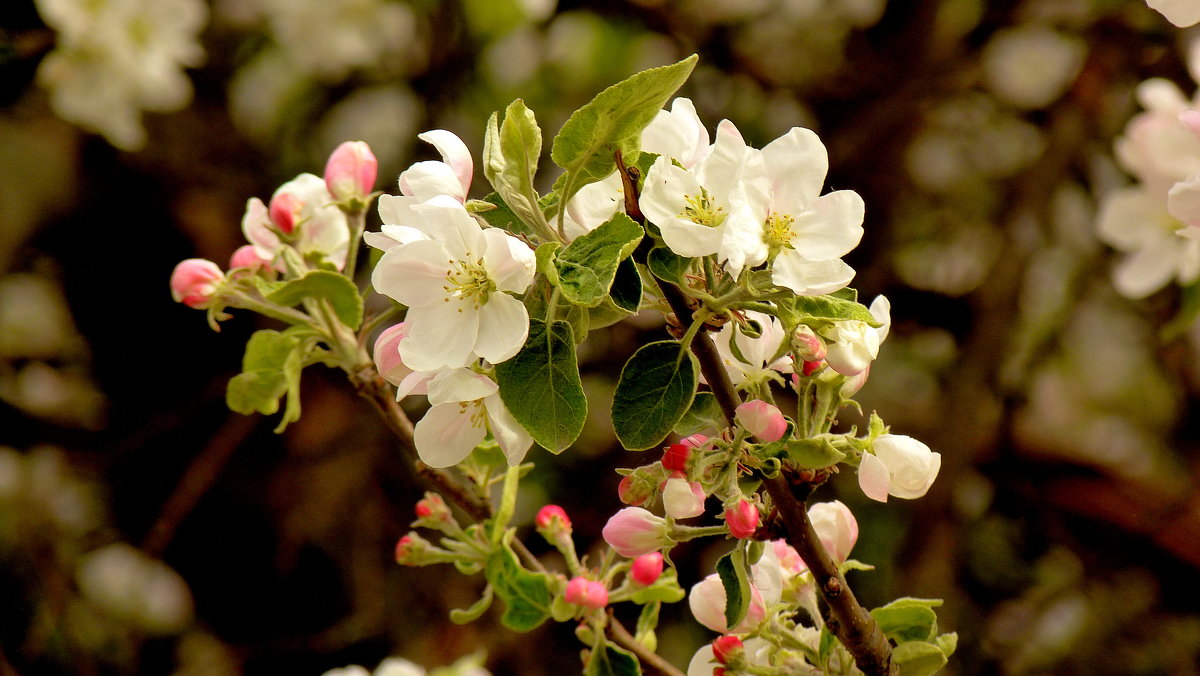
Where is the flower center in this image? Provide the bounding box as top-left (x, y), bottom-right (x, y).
top-left (680, 188), bottom-right (725, 228)
top-left (764, 212), bottom-right (797, 250)
top-left (458, 400), bottom-right (488, 429)
top-left (443, 256), bottom-right (495, 311)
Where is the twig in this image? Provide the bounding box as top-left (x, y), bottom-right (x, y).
top-left (607, 612), bottom-right (686, 676)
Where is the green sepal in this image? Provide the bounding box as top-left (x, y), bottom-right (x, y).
top-left (758, 436), bottom-right (846, 469)
top-left (611, 340), bottom-right (699, 450)
top-left (494, 320), bottom-right (587, 453)
top-left (716, 546), bottom-right (751, 630)
top-left (551, 55), bottom-right (698, 207)
top-left (585, 641), bottom-right (641, 676)
top-left (266, 270), bottom-right (363, 329)
top-left (555, 213), bottom-right (643, 307)
top-left (449, 585), bottom-right (494, 624)
top-left (485, 543), bottom-right (552, 633)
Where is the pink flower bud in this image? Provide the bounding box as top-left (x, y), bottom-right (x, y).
top-left (564, 577), bottom-right (608, 609)
top-left (808, 500), bottom-right (859, 562)
top-left (630, 552), bottom-right (664, 586)
top-left (858, 434), bottom-right (941, 502)
top-left (688, 574), bottom-right (766, 633)
top-left (1183, 109), bottom-right (1200, 141)
top-left (229, 244), bottom-right (266, 271)
top-left (772, 540), bottom-right (805, 574)
top-left (170, 258), bottom-right (224, 309)
top-left (373, 323), bottom-right (411, 387)
top-left (712, 635), bottom-right (744, 665)
top-left (602, 507), bottom-right (670, 558)
top-left (535, 504), bottom-right (572, 532)
top-left (268, 192), bottom-right (303, 234)
top-left (618, 473), bottom-right (655, 507)
top-left (662, 474), bottom-right (706, 519)
top-left (735, 400), bottom-right (787, 442)
top-left (415, 492), bottom-right (450, 522)
top-left (801, 359), bottom-right (823, 376)
top-left (840, 365), bottom-right (871, 397)
top-left (394, 532), bottom-right (428, 565)
top-left (324, 141), bottom-right (378, 203)
top-left (662, 443), bottom-right (690, 472)
top-left (724, 500), bottom-right (759, 539)
top-left (791, 325), bottom-right (826, 362)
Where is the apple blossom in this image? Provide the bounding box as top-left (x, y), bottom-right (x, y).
top-left (724, 499), bottom-right (759, 538)
top-left (618, 473), bottom-right (654, 507)
top-left (228, 244), bottom-right (267, 271)
top-left (688, 574), bottom-right (766, 633)
top-left (630, 552), bottom-right (664, 586)
top-left (373, 323), bottom-right (412, 387)
top-left (414, 493), bottom-right (450, 523)
top-left (735, 400), bottom-right (787, 442)
top-left (858, 434), bottom-right (942, 502)
top-left (564, 577), bottom-right (608, 609)
top-left (709, 311), bottom-right (792, 387)
top-left (371, 198), bottom-right (535, 371)
top-left (1096, 186), bottom-right (1200, 298)
top-left (398, 130), bottom-right (474, 203)
top-left (642, 98), bottom-right (711, 170)
top-left (325, 141), bottom-right (378, 204)
top-left (1147, 0), bottom-right (1200, 27)
top-left (269, 191), bottom-right (302, 234)
top-left (823, 295), bottom-right (891, 376)
top-left (170, 258), bottom-right (224, 309)
top-left (686, 638), bottom-right (772, 676)
top-left (242, 173), bottom-right (351, 270)
top-left (791, 324), bottom-right (826, 362)
top-left (663, 474), bottom-right (706, 519)
top-left (711, 635), bottom-right (743, 665)
top-left (602, 507), bottom-right (670, 558)
top-left (405, 368), bottom-right (533, 468)
top-left (807, 500), bottom-right (859, 563)
top-left (535, 504), bottom-right (571, 533)
top-left (662, 443), bottom-right (691, 472)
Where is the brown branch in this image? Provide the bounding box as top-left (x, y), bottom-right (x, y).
top-left (607, 611), bottom-right (686, 676)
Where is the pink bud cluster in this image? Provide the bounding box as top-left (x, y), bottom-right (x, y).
top-left (324, 141), bottom-right (378, 204)
top-left (564, 576), bottom-right (608, 609)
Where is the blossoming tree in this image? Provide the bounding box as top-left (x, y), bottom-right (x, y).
top-left (170, 57), bottom-right (950, 676)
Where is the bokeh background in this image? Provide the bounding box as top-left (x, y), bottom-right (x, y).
top-left (3, 0), bottom-right (1200, 674)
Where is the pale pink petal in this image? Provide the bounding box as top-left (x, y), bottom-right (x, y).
top-left (772, 251), bottom-right (855, 296)
top-left (426, 368), bottom-right (496, 406)
top-left (760, 126), bottom-right (830, 215)
top-left (400, 302), bottom-right (479, 371)
top-left (481, 228), bottom-right (536, 294)
top-left (858, 452), bottom-right (890, 503)
top-left (414, 402), bottom-right (487, 467)
top-left (418, 129), bottom-right (474, 197)
top-left (371, 240), bottom-right (452, 307)
top-left (472, 292), bottom-right (529, 365)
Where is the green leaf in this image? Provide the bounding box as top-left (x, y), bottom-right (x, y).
top-left (555, 213), bottom-right (644, 307)
top-left (226, 370), bottom-right (287, 416)
top-left (629, 569), bottom-right (686, 604)
top-left (871, 604), bottom-right (938, 643)
top-left (716, 548), bottom-right (751, 630)
top-left (266, 270), bottom-right (363, 329)
top-left (535, 242), bottom-right (562, 286)
top-left (777, 293), bottom-right (878, 327)
top-left (225, 329), bottom-right (314, 431)
top-left (609, 257), bottom-right (642, 313)
top-left (611, 341), bottom-right (699, 450)
top-left (673, 391), bottom-right (722, 437)
top-left (551, 55), bottom-right (698, 207)
top-left (818, 625), bottom-right (836, 670)
top-left (485, 545), bottom-right (551, 632)
top-left (892, 641), bottom-right (948, 676)
top-left (483, 100), bottom-right (551, 238)
top-left (585, 641), bottom-right (641, 676)
top-left (495, 320), bottom-right (587, 453)
top-left (936, 632), bottom-right (958, 657)
top-left (449, 585), bottom-right (494, 624)
top-left (241, 328), bottom-right (304, 371)
top-left (647, 246), bottom-right (691, 284)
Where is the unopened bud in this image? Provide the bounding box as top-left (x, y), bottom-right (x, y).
top-left (712, 635), bottom-right (744, 665)
top-left (735, 400), bottom-right (787, 442)
top-left (618, 470), bottom-right (657, 507)
top-left (801, 359), bottom-right (824, 377)
top-left (662, 474), bottom-right (706, 519)
top-left (662, 443), bottom-right (690, 473)
top-left (415, 492), bottom-right (451, 523)
top-left (535, 504), bottom-right (572, 534)
top-left (792, 325), bottom-right (826, 362)
top-left (373, 323), bottom-right (411, 387)
top-left (564, 576), bottom-right (608, 609)
top-left (324, 141), bottom-right (378, 204)
top-left (228, 244), bottom-right (266, 271)
top-left (170, 259), bottom-right (224, 309)
top-left (394, 532), bottom-right (432, 565)
top-left (602, 507), bottom-right (670, 558)
top-left (630, 552), bottom-right (664, 586)
top-left (268, 192), bottom-right (303, 234)
top-left (724, 500), bottom-right (759, 539)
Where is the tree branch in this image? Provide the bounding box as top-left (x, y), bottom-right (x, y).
top-left (607, 612), bottom-right (686, 676)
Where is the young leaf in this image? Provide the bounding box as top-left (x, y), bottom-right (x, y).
top-left (891, 641), bottom-right (948, 676)
top-left (776, 293), bottom-right (879, 327)
top-left (783, 436), bottom-right (847, 469)
top-left (673, 391), bottom-right (722, 437)
top-left (716, 548), bottom-right (751, 630)
top-left (483, 100), bottom-right (551, 238)
top-left (226, 370), bottom-right (287, 416)
top-left (551, 55), bottom-right (698, 208)
top-left (611, 341), bottom-right (699, 450)
top-left (647, 245), bottom-right (691, 285)
top-left (485, 544), bottom-right (552, 632)
top-left (472, 193), bottom-right (531, 237)
top-left (870, 603), bottom-right (938, 643)
top-left (609, 257), bottom-right (642, 313)
top-left (555, 213), bottom-right (643, 307)
top-left (266, 270), bottom-right (363, 329)
top-left (449, 585), bottom-right (494, 624)
top-left (585, 641), bottom-right (641, 676)
top-left (495, 320), bottom-right (587, 453)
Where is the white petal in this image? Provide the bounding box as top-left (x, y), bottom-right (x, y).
top-left (642, 158), bottom-right (724, 257)
top-left (364, 224), bottom-right (427, 252)
top-left (718, 202), bottom-right (769, 277)
top-left (418, 129), bottom-right (474, 196)
top-left (1148, 0), bottom-right (1200, 26)
top-left (411, 199), bottom-right (486, 257)
top-left (473, 293), bottom-right (529, 365)
top-left (400, 302), bottom-right (479, 371)
top-left (484, 393), bottom-right (534, 465)
top-left (1096, 187), bottom-right (1169, 250)
top-left (241, 197), bottom-right (279, 260)
top-left (377, 194), bottom-right (423, 227)
top-left (686, 646), bottom-right (718, 676)
top-left (482, 228), bottom-right (536, 293)
top-left (371, 240), bottom-right (452, 307)
top-left (1168, 175), bottom-right (1200, 226)
top-left (427, 368), bottom-right (497, 406)
top-left (761, 126), bottom-right (830, 214)
top-left (399, 161), bottom-right (467, 202)
top-left (642, 97), bottom-right (709, 169)
top-left (1112, 239), bottom-right (1179, 298)
top-left (698, 120), bottom-right (748, 202)
top-left (394, 371), bottom-right (434, 401)
top-left (564, 173), bottom-right (623, 239)
top-left (790, 190), bottom-right (865, 260)
top-left (772, 251), bottom-right (855, 296)
top-left (858, 453), bottom-right (890, 502)
top-left (890, 452), bottom-right (941, 499)
top-left (414, 403), bottom-right (487, 467)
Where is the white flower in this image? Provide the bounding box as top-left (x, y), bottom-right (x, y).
top-left (1147, 0), bottom-right (1200, 27)
top-left (1114, 79), bottom-right (1200, 195)
top-left (642, 97), bottom-right (710, 170)
top-left (398, 130), bottom-right (474, 203)
top-left (686, 638), bottom-right (772, 676)
top-left (741, 127), bottom-right (865, 296)
top-left (1096, 186), bottom-right (1200, 298)
top-left (641, 120), bottom-right (763, 275)
top-left (371, 199), bottom-right (535, 371)
top-left (822, 295), bottom-right (891, 376)
top-left (858, 434), bottom-right (941, 502)
top-left (34, 0), bottom-right (207, 150)
top-left (709, 310), bottom-right (792, 387)
top-left (401, 368), bottom-right (533, 468)
top-left (241, 173), bottom-right (351, 270)
top-left (561, 173), bottom-right (624, 240)
top-left (807, 500), bottom-right (859, 563)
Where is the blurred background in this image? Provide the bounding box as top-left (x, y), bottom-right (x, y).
top-left (3, 0), bottom-right (1200, 673)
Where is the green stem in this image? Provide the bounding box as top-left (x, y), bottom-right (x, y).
top-left (343, 206), bottom-right (368, 281)
top-left (224, 290), bottom-right (313, 326)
